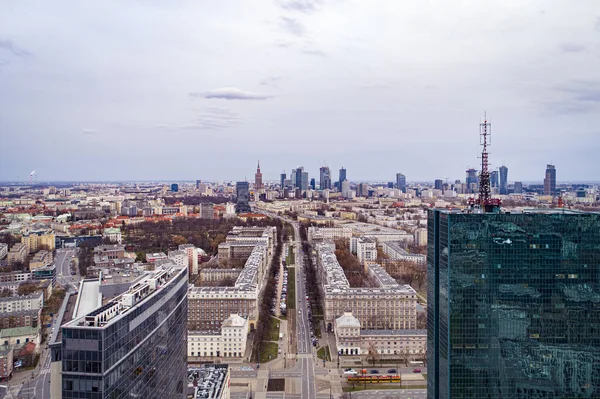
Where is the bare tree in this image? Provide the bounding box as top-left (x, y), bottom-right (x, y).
top-left (367, 341), bottom-right (379, 367)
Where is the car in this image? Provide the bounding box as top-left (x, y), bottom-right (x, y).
top-left (343, 370), bottom-right (358, 375)
top-left (387, 368), bottom-right (397, 374)
top-left (370, 369), bottom-right (379, 374)
top-left (413, 368), bottom-right (422, 373)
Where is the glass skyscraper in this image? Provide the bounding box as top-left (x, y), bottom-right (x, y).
top-left (428, 209), bottom-right (600, 399)
top-left (59, 266), bottom-right (188, 399)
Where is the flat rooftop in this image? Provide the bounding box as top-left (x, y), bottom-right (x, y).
top-left (73, 279), bottom-right (101, 320)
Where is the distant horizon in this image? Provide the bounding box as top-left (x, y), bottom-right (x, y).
top-left (1, 179), bottom-right (598, 186)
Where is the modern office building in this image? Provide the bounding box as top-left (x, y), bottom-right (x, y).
top-left (499, 165), bottom-right (508, 195)
top-left (59, 264), bottom-right (189, 399)
top-left (171, 183), bottom-right (179, 192)
top-left (254, 161), bottom-right (263, 190)
top-left (427, 209), bottom-right (600, 399)
top-left (514, 181), bottom-right (523, 194)
top-left (434, 179), bottom-right (443, 191)
top-left (465, 168), bottom-right (478, 193)
top-left (338, 167), bottom-right (347, 190)
top-left (320, 166), bottom-right (332, 190)
top-left (310, 178), bottom-right (316, 190)
top-left (280, 172), bottom-right (286, 189)
top-left (235, 181), bottom-right (251, 213)
top-left (396, 173), bottom-right (407, 193)
top-left (490, 170), bottom-right (499, 188)
top-left (544, 164), bottom-right (556, 195)
top-left (301, 171), bottom-right (309, 191)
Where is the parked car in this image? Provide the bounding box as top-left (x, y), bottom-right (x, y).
top-left (387, 369), bottom-right (397, 374)
top-left (413, 368), bottom-right (422, 373)
top-left (370, 369), bottom-right (379, 374)
top-left (343, 370), bottom-right (358, 375)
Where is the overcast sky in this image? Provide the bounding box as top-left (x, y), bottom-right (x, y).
top-left (1, 0), bottom-right (599, 183)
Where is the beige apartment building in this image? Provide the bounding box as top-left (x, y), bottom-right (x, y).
top-left (7, 243), bottom-right (27, 266)
top-left (188, 314), bottom-right (248, 361)
top-left (316, 243), bottom-right (417, 331)
top-left (188, 226), bottom-right (275, 332)
top-left (21, 230), bottom-right (55, 253)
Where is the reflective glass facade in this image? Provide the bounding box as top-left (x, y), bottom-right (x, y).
top-left (61, 267), bottom-right (188, 399)
top-left (428, 209), bottom-right (600, 399)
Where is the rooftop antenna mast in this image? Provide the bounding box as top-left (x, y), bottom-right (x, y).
top-left (476, 112), bottom-right (501, 212)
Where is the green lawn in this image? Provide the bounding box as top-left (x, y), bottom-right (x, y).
top-left (258, 342), bottom-right (279, 363)
top-left (286, 267), bottom-right (295, 309)
top-left (286, 246), bottom-right (294, 265)
top-left (317, 345), bottom-right (331, 361)
top-left (267, 316), bottom-right (281, 341)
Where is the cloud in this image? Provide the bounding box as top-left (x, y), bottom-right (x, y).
top-left (260, 76), bottom-right (281, 87)
top-left (82, 129), bottom-right (97, 135)
top-left (156, 107), bottom-right (242, 130)
top-left (559, 42), bottom-right (585, 53)
top-left (543, 80), bottom-right (600, 114)
top-left (557, 80), bottom-right (600, 102)
top-left (276, 0), bottom-right (323, 13)
top-left (0, 39), bottom-right (32, 56)
top-left (279, 16), bottom-right (306, 36)
top-left (301, 48), bottom-right (326, 57)
top-left (191, 87), bottom-right (273, 100)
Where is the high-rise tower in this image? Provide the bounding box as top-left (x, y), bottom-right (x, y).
top-left (254, 160), bottom-right (263, 190)
top-left (319, 166), bottom-right (331, 190)
top-left (544, 164), bottom-right (556, 195)
top-left (499, 165), bottom-right (508, 195)
top-left (57, 265), bottom-right (188, 399)
top-left (396, 173), bottom-right (406, 193)
top-left (427, 209), bottom-right (600, 399)
top-left (338, 167), bottom-right (347, 191)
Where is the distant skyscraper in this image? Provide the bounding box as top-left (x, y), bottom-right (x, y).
top-left (301, 171), bottom-right (309, 191)
top-left (514, 181), bottom-right (523, 194)
top-left (544, 164), bottom-right (556, 195)
top-left (171, 183), bottom-right (179, 192)
top-left (499, 165), bottom-right (508, 195)
top-left (195, 180), bottom-right (202, 189)
top-left (295, 166), bottom-right (304, 189)
top-left (280, 172), bottom-right (286, 189)
top-left (338, 167), bottom-right (346, 191)
top-left (341, 179), bottom-right (350, 198)
top-left (396, 173), bottom-right (406, 193)
top-left (387, 182), bottom-right (394, 189)
top-left (235, 181), bottom-right (251, 213)
top-left (319, 166), bottom-right (332, 190)
top-left (254, 161), bottom-right (263, 190)
top-left (465, 168), bottom-right (478, 193)
top-left (427, 209), bottom-right (600, 399)
top-left (434, 179), bottom-right (443, 190)
top-left (310, 178), bottom-right (316, 190)
top-left (490, 170), bottom-right (499, 188)
top-left (58, 265), bottom-right (188, 399)
top-left (357, 182), bottom-right (369, 197)
top-left (291, 169), bottom-right (296, 187)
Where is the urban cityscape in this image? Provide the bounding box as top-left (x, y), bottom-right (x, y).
top-left (1, 1), bottom-right (599, 399)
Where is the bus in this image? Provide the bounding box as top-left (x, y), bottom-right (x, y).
top-left (409, 361), bottom-right (424, 367)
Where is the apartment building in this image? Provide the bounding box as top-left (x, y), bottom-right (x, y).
top-left (414, 228), bottom-right (427, 246)
top-left (29, 250), bottom-right (53, 270)
top-left (188, 314), bottom-right (248, 360)
top-left (350, 237), bottom-right (377, 263)
top-left (308, 226), bottom-right (352, 242)
top-left (0, 243), bottom-right (7, 260)
top-left (179, 244), bottom-right (199, 275)
top-left (21, 230), bottom-right (55, 253)
top-left (199, 269), bottom-right (241, 283)
top-left (0, 309), bottom-right (41, 329)
top-left (0, 346), bottom-right (13, 380)
top-left (316, 244), bottom-right (417, 331)
top-left (382, 241), bottom-right (426, 265)
top-left (188, 226), bottom-right (275, 332)
top-left (0, 292), bottom-right (44, 313)
top-left (7, 243), bottom-right (27, 266)
top-left (168, 250), bottom-right (189, 269)
top-left (335, 312), bottom-right (426, 359)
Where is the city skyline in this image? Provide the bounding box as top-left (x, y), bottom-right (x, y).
top-left (1, 1), bottom-right (599, 182)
